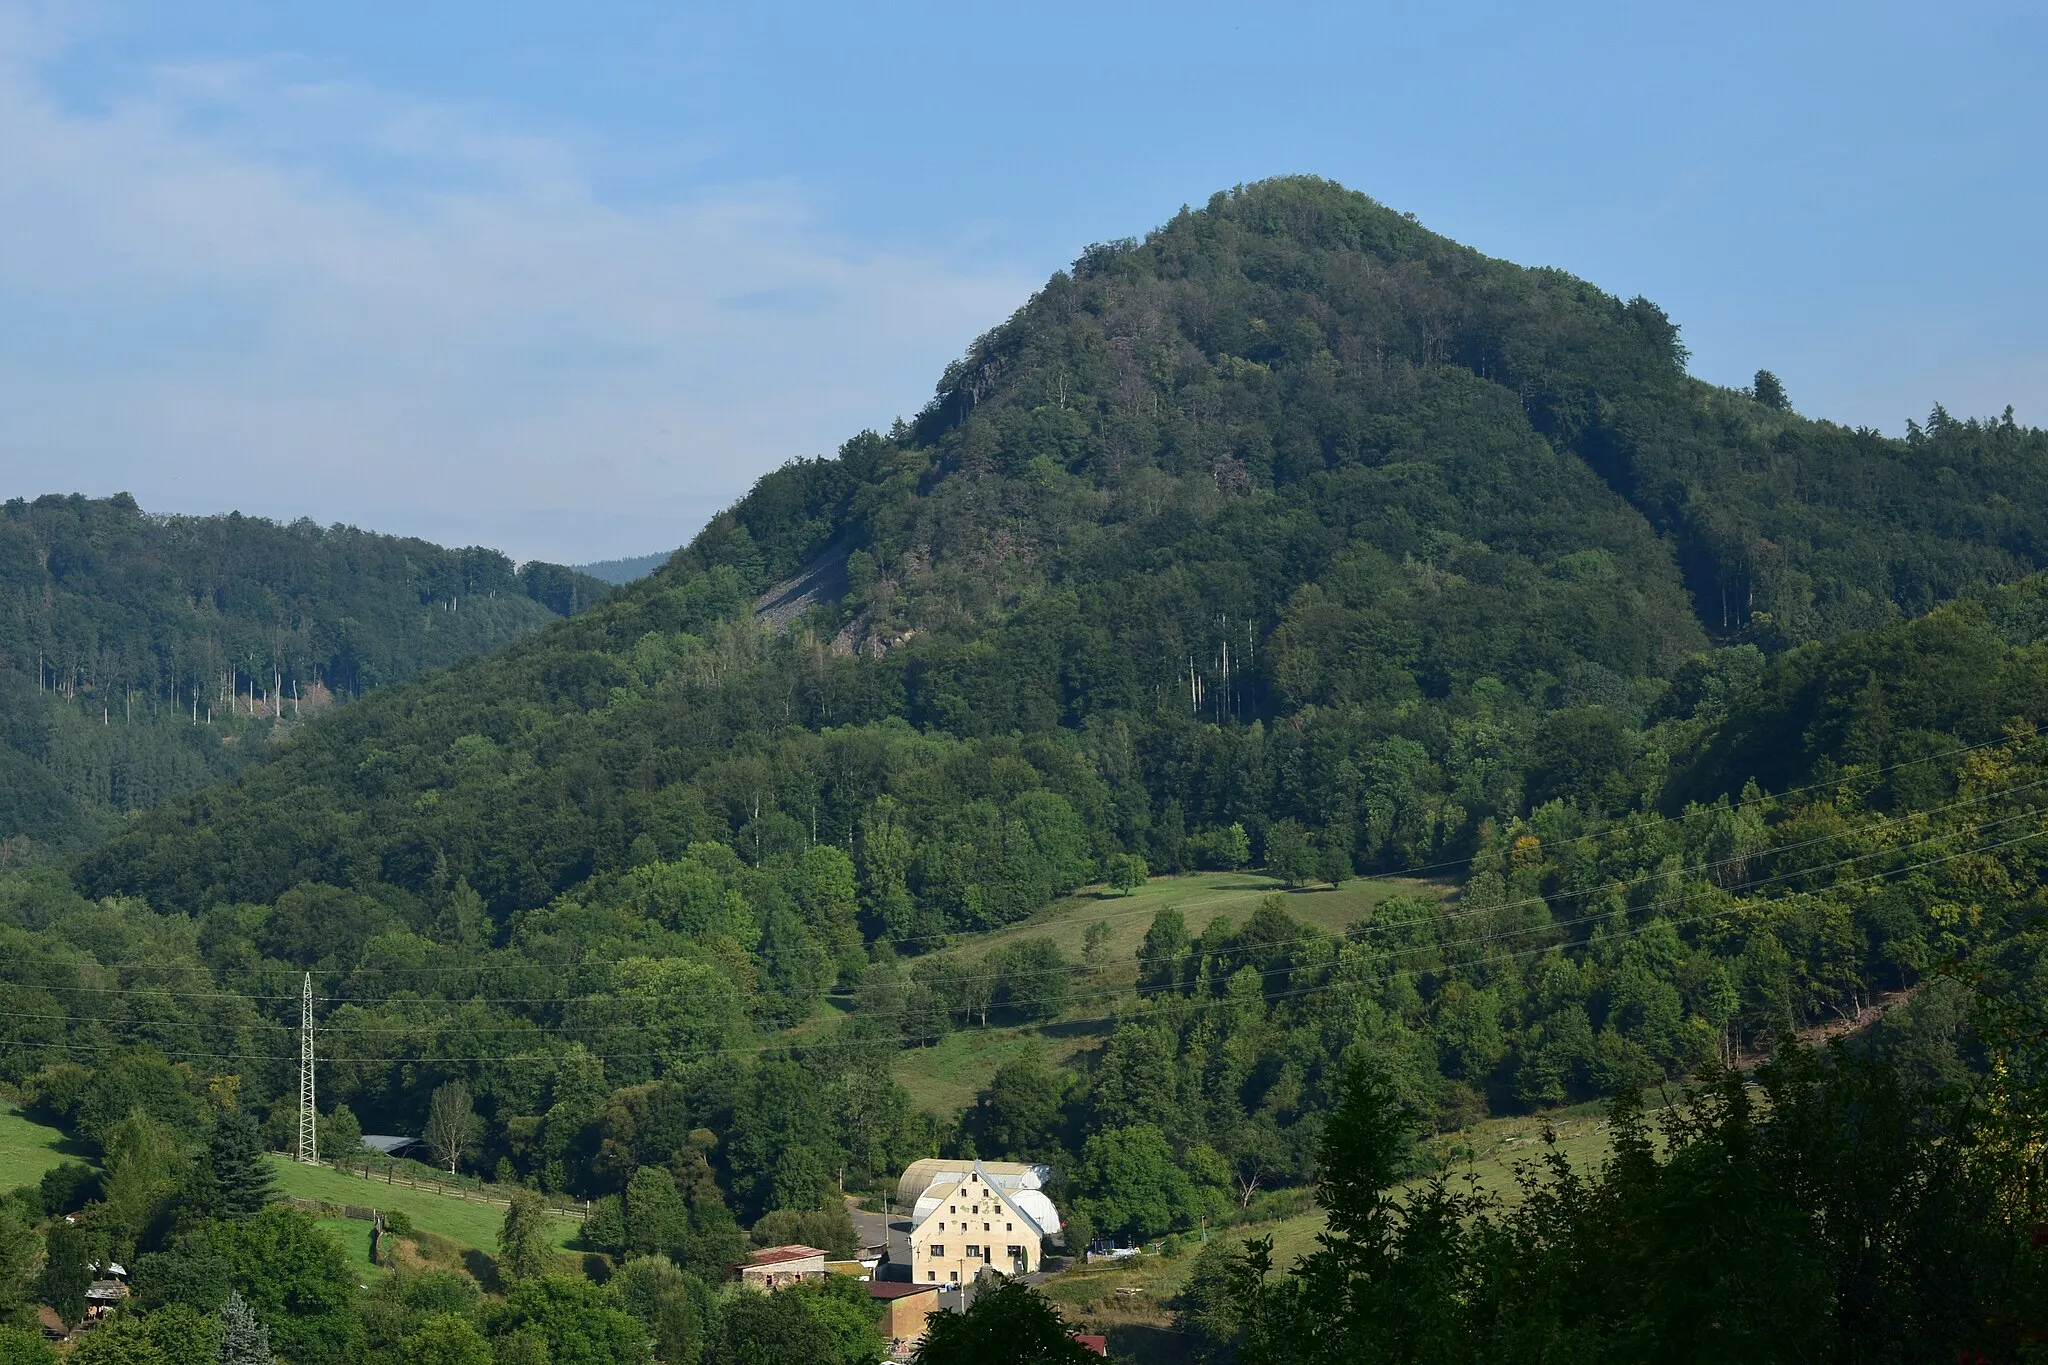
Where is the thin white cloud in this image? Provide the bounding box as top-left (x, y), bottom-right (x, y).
top-left (0, 13), bottom-right (1034, 562)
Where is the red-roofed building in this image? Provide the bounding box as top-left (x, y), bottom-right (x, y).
top-left (1072, 1333), bottom-right (1108, 1356)
top-left (738, 1244), bottom-right (829, 1290)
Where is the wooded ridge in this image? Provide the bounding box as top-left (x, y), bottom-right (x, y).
top-left (3, 176), bottom-right (2046, 1364)
top-left (0, 493), bottom-right (610, 850)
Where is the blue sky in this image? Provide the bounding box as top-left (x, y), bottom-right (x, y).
top-left (1, 1), bottom-right (2042, 564)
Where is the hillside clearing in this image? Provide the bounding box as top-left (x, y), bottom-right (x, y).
top-left (317, 1217), bottom-right (385, 1284)
top-left (0, 1104), bottom-right (89, 1191)
top-left (892, 872), bottom-right (1450, 1118)
top-left (267, 1157), bottom-right (582, 1256)
top-left (894, 1019), bottom-right (1112, 1118)
top-left (951, 872), bottom-right (1451, 987)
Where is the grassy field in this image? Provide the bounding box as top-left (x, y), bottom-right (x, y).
top-left (952, 871), bottom-right (1449, 986)
top-left (894, 1018), bottom-right (1112, 1118)
top-left (268, 1157), bottom-right (582, 1255)
top-left (0, 1103), bottom-right (90, 1191)
top-left (1040, 1093), bottom-right (1668, 1354)
top-left (1407, 1098), bottom-right (1666, 1206)
top-left (316, 1217), bottom-right (385, 1284)
top-left (1042, 1205), bottom-right (1324, 1364)
top-left (892, 872), bottom-right (1449, 1119)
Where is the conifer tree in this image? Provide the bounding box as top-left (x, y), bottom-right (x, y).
top-left (497, 1189), bottom-right (552, 1286)
top-left (1752, 368), bottom-right (1790, 409)
top-left (216, 1289), bottom-right (272, 1365)
top-left (204, 1105), bottom-right (277, 1221)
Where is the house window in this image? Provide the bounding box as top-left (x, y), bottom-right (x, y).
top-left (950, 1271), bottom-right (959, 1282)
top-left (930, 1245), bottom-right (945, 1257)
top-left (983, 1222), bottom-right (990, 1232)
top-left (927, 1271), bottom-right (935, 1281)
top-left (1008, 1245), bottom-right (1024, 1260)
top-left (1006, 1223), bottom-right (1013, 1232)
top-left (967, 1245), bottom-right (981, 1258)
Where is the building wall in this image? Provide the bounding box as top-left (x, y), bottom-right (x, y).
top-left (908, 1172), bottom-right (1042, 1283)
top-left (880, 1290), bottom-right (942, 1343)
top-left (739, 1257), bottom-right (826, 1289)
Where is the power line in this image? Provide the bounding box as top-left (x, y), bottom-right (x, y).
top-left (298, 972), bottom-right (317, 1165)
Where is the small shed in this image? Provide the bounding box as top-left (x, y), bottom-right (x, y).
top-left (738, 1244), bottom-right (829, 1290)
top-left (361, 1134), bottom-right (426, 1159)
top-left (870, 1281), bottom-right (947, 1354)
top-left (85, 1279), bottom-right (128, 1320)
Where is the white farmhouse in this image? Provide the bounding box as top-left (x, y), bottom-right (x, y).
top-left (897, 1159), bottom-right (1061, 1283)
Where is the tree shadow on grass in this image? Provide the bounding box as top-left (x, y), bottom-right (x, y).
top-left (52, 1133), bottom-right (96, 1161)
top-left (1102, 1323), bottom-right (1190, 1364)
top-left (461, 1249), bottom-right (503, 1293)
top-left (1038, 1017), bottom-right (1116, 1040)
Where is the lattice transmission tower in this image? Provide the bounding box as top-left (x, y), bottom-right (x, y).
top-left (297, 972), bottom-right (318, 1164)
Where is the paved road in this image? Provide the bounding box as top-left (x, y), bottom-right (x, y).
top-left (845, 1196), bottom-right (899, 1250)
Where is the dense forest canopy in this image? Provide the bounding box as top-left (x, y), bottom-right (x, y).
top-left (0, 493), bottom-right (610, 850)
top-left (71, 177), bottom-right (2048, 919)
top-left (5, 177), bottom-right (2048, 1363)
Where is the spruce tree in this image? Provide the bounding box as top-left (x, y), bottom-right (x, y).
top-left (497, 1189), bottom-right (552, 1286)
top-left (216, 1290), bottom-right (272, 1365)
top-left (205, 1106), bottom-right (277, 1221)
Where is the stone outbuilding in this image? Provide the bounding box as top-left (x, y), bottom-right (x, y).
top-left (737, 1244), bottom-right (829, 1290)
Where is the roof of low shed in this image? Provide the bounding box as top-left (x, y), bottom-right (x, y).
top-left (748, 1244), bottom-right (828, 1265)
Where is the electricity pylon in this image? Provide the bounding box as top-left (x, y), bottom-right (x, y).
top-left (298, 972), bottom-right (318, 1164)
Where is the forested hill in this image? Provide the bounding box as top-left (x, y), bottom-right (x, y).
top-left (76, 177), bottom-right (2048, 922)
top-left (10, 173), bottom-right (2048, 1365)
top-left (0, 493), bottom-right (610, 850)
top-left (11, 177), bottom-right (2048, 1351)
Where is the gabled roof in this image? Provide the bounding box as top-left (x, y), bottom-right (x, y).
top-left (897, 1158), bottom-right (1049, 1206)
top-left (912, 1160), bottom-right (1050, 1240)
top-left (869, 1281), bottom-right (942, 1300)
top-left (748, 1244), bottom-right (828, 1266)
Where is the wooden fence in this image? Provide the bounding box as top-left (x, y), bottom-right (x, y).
top-left (292, 1156), bottom-right (588, 1221)
top-left (284, 1196), bottom-right (379, 1222)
